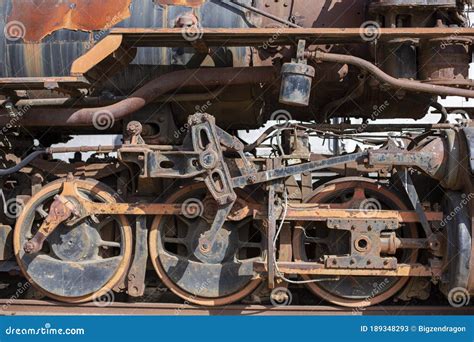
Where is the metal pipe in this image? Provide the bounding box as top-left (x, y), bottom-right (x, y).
top-left (1, 67), bottom-right (275, 127)
top-left (47, 144), bottom-right (178, 153)
top-left (310, 51), bottom-right (474, 98)
top-left (67, 67), bottom-right (276, 125)
top-left (430, 101), bottom-right (449, 123)
top-left (0, 90), bottom-right (226, 108)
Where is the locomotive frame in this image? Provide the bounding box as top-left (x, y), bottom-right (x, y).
top-left (0, 0), bottom-right (474, 309)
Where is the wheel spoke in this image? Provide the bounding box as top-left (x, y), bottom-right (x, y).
top-left (96, 216), bottom-right (114, 230)
top-left (98, 240), bottom-right (121, 248)
top-left (175, 215), bottom-right (194, 227)
top-left (35, 206), bottom-right (48, 218)
top-left (162, 236), bottom-right (186, 245)
top-left (239, 242), bottom-right (262, 249)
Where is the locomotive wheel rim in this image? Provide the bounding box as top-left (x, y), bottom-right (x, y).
top-left (13, 179), bottom-right (132, 304)
top-left (149, 183), bottom-right (263, 306)
top-left (293, 178), bottom-right (418, 308)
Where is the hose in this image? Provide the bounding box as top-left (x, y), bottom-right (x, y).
top-left (0, 150), bottom-right (47, 177)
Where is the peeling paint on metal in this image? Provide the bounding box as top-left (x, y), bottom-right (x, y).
top-left (7, 0), bottom-right (132, 42)
top-left (157, 0), bottom-right (206, 7)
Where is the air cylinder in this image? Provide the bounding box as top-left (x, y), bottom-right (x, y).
top-left (279, 62), bottom-right (315, 107)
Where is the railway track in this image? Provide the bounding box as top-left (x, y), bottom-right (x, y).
top-left (0, 300), bottom-right (472, 316)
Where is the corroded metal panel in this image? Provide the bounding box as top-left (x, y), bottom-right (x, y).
top-left (0, 0), bottom-right (249, 77)
top-left (156, 0), bottom-right (206, 6)
top-left (7, 0), bottom-right (132, 42)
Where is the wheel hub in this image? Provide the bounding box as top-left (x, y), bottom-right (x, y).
top-left (293, 178), bottom-right (418, 307)
top-left (149, 183), bottom-right (265, 306)
top-left (13, 179), bottom-right (132, 303)
top-left (49, 222), bottom-right (100, 262)
top-left (193, 221), bottom-right (231, 264)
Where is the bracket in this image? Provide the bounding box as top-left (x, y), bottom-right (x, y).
top-left (324, 218), bottom-right (399, 270)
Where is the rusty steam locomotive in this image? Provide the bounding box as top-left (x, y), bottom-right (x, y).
top-left (0, 0), bottom-right (474, 308)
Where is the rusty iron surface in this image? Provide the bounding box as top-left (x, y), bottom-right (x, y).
top-left (2, 299), bottom-right (473, 316)
top-left (156, 0), bottom-right (206, 6)
top-left (110, 26), bottom-right (474, 46)
top-left (7, 0), bottom-right (132, 42)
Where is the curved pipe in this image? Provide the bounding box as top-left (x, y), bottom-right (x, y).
top-left (430, 101), bottom-right (449, 123)
top-left (65, 67), bottom-right (277, 125)
top-left (0, 67), bottom-right (276, 127)
top-left (0, 150), bottom-right (47, 177)
top-left (310, 51), bottom-right (474, 99)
